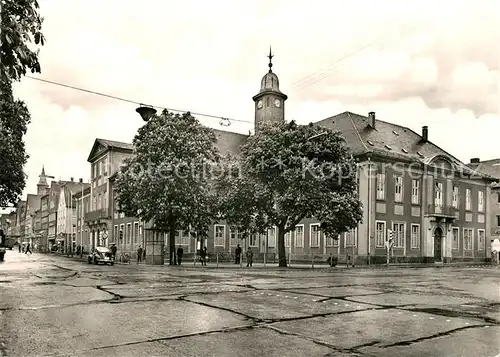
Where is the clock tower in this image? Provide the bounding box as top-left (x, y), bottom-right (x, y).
top-left (252, 47), bottom-right (288, 134)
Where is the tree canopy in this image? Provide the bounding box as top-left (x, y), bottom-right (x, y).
top-left (0, 77), bottom-right (30, 207)
top-left (1, 0), bottom-right (45, 81)
top-left (217, 120), bottom-right (363, 267)
top-left (114, 110), bottom-right (220, 264)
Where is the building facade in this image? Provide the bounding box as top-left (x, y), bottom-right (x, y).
top-left (467, 157), bottom-right (500, 256)
top-left (74, 185), bottom-right (91, 253)
top-left (84, 139), bottom-right (134, 250)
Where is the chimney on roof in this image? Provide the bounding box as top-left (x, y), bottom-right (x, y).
top-left (368, 111), bottom-right (375, 128)
top-left (422, 126), bottom-right (428, 141)
top-left (470, 158), bottom-right (480, 164)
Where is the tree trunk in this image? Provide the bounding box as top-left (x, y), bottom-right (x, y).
top-left (169, 223), bottom-right (176, 265)
top-left (277, 226), bottom-right (287, 267)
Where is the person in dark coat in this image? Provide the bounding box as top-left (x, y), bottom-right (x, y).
top-left (137, 246), bottom-right (143, 264)
top-left (235, 244), bottom-right (242, 264)
top-left (200, 246), bottom-right (207, 266)
top-left (177, 246), bottom-right (184, 265)
top-left (25, 243), bottom-right (32, 255)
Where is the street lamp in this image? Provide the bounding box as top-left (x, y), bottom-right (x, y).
top-left (136, 105), bottom-right (157, 122)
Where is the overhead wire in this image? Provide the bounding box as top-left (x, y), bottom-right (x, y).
top-left (292, 23), bottom-right (421, 92)
top-left (24, 76), bottom-right (252, 126)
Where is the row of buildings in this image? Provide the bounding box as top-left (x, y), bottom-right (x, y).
top-left (2, 54), bottom-right (499, 264)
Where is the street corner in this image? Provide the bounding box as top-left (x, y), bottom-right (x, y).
top-left (2, 299), bottom-right (252, 357)
top-left (344, 292), bottom-right (486, 307)
top-left (184, 290), bottom-right (378, 321)
top-left (270, 308), bottom-right (485, 350)
top-left (71, 326), bottom-right (338, 357)
top-left (100, 283), bottom-right (252, 299)
top-left (359, 325), bottom-right (500, 357)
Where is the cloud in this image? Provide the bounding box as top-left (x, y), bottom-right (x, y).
top-left (8, 0), bottom-right (499, 201)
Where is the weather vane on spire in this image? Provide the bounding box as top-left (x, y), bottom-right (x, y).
top-left (267, 46), bottom-right (273, 73)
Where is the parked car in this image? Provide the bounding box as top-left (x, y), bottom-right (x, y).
top-left (88, 246), bottom-right (114, 265)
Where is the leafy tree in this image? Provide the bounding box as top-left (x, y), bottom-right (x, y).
top-left (0, 77), bottom-right (30, 207)
top-left (217, 121), bottom-right (363, 267)
top-left (1, 0), bottom-right (45, 81)
top-left (114, 110), bottom-right (220, 265)
top-left (0, 0), bottom-right (45, 207)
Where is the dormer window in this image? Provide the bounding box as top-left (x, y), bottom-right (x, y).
top-left (402, 148), bottom-right (408, 153)
top-left (417, 151), bottom-right (424, 157)
top-left (385, 144), bottom-right (392, 150)
top-left (392, 130), bottom-right (399, 136)
top-left (367, 140), bottom-right (375, 146)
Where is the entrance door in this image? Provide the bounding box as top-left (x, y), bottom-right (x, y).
top-left (434, 227), bottom-right (443, 261)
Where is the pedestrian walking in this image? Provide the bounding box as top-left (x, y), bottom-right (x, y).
top-left (200, 246), bottom-right (207, 266)
top-left (110, 244), bottom-right (117, 260)
top-left (177, 245), bottom-right (184, 266)
top-left (18, 243), bottom-right (21, 253)
top-left (25, 243), bottom-right (32, 255)
top-left (137, 246), bottom-right (143, 264)
top-left (235, 244), bottom-right (242, 264)
top-left (246, 247), bottom-right (253, 267)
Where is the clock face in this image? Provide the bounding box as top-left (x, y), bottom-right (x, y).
top-left (257, 100), bottom-right (263, 109)
top-left (274, 99), bottom-right (281, 108)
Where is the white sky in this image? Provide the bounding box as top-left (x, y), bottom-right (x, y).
top-left (11, 0), bottom-right (500, 199)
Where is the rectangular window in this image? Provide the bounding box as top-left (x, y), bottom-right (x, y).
top-left (434, 182), bottom-right (443, 207)
top-left (310, 224), bottom-right (320, 247)
top-left (463, 228), bottom-right (473, 250)
top-left (119, 224), bottom-right (124, 240)
top-left (344, 228), bottom-right (356, 247)
top-left (326, 234), bottom-right (335, 247)
top-left (478, 229), bottom-right (485, 250)
top-left (452, 186), bottom-right (459, 208)
top-left (478, 191), bottom-right (484, 212)
top-left (410, 224), bottom-right (420, 248)
top-left (465, 189), bottom-right (471, 211)
top-left (229, 227), bottom-right (239, 246)
top-left (114, 225), bottom-right (118, 243)
top-left (126, 223), bottom-right (131, 244)
top-left (181, 230), bottom-right (190, 245)
top-left (497, 193), bottom-right (500, 204)
top-left (411, 179), bottom-right (420, 204)
top-left (133, 222), bottom-right (139, 243)
top-left (333, 234), bottom-right (339, 247)
top-left (249, 233), bottom-right (258, 247)
top-left (497, 215), bottom-right (500, 227)
top-left (392, 222), bottom-right (405, 248)
top-left (284, 231), bottom-right (292, 248)
top-left (376, 173), bottom-right (386, 200)
top-left (267, 227), bottom-right (276, 248)
top-left (452, 227), bottom-right (459, 250)
top-left (294, 225), bottom-right (304, 248)
top-left (375, 221), bottom-right (386, 247)
top-left (103, 193), bottom-right (107, 210)
top-left (394, 176), bottom-right (403, 202)
top-left (214, 225), bottom-right (225, 247)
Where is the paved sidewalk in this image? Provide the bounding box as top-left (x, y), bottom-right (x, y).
top-left (54, 253), bottom-right (496, 270)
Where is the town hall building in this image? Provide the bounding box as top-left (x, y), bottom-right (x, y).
top-left (83, 51), bottom-right (496, 264)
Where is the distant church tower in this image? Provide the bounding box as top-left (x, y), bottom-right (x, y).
top-left (252, 47), bottom-right (288, 134)
top-left (37, 166), bottom-right (49, 196)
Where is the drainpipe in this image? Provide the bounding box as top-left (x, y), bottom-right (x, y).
top-left (367, 156), bottom-right (372, 264)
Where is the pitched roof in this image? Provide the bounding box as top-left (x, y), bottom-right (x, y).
top-left (467, 158), bottom-right (500, 186)
top-left (315, 111), bottom-right (495, 181)
top-left (87, 138), bottom-right (134, 162)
